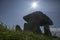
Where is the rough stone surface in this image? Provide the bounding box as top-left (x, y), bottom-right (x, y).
top-left (23, 11), bottom-right (53, 35)
top-left (44, 25), bottom-right (51, 36)
top-left (15, 25), bottom-right (21, 31)
top-left (24, 23), bottom-right (42, 34)
top-left (23, 11), bottom-right (53, 25)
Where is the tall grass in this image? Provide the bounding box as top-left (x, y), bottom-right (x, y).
top-left (0, 23), bottom-right (60, 40)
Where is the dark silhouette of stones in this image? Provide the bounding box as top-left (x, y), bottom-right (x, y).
top-left (23, 11), bottom-right (53, 25)
top-left (15, 25), bottom-right (21, 31)
top-left (24, 23), bottom-right (42, 34)
top-left (23, 11), bottom-right (53, 35)
top-left (44, 25), bottom-right (51, 36)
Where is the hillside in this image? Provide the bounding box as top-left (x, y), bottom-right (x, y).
top-left (0, 23), bottom-right (60, 40)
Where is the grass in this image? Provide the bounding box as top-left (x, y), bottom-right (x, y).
top-left (0, 23), bottom-right (60, 40)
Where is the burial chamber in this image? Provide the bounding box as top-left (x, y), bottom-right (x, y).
top-left (23, 11), bottom-right (53, 35)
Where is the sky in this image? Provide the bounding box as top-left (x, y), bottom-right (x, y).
top-left (0, 0), bottom-right (60, 30)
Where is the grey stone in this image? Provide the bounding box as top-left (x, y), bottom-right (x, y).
top-left (24, 23), bottom-right (42, 34)
top-left (15, 25), bottom-right (21, 31)
top-left (23, 11), bottom-right (53, 35)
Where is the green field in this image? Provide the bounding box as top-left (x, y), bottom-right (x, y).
top-left (0, 23), bottom-right (60, 40)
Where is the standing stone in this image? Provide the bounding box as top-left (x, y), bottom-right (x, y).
top-left (44, 25), bottom-right (51, 36)
top-left (24, 23), bottom-right (42, 34)
top-left (15, 25), bottom-right (21, 31)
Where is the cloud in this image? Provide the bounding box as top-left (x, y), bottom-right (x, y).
top-left (50, 27), bottom-right (60, 32)
top-left (40, 27), bottom-right (60, 37)
top-left (50, 27), bottom-right (60, 37)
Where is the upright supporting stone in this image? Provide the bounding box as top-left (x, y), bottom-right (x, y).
top-left (32, 25), bottom-right (42, 34)
top-left (24, 23), bottom-right (31, 31)
top-left (44, 25), bottom-right (51, 36)
top-left (24, 23), bottom-right (42, 34)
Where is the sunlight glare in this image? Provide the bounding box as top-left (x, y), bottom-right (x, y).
top-left (31, 2), bottom-right (38, 9)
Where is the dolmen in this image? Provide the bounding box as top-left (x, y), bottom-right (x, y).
top-left (23, 11), bottom-right (53, 36)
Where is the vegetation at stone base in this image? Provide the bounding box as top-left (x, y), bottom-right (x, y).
top-left (0, 23), bottom-right (60, 40)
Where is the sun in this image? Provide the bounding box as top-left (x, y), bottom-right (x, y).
top-left (31, 2), bottom-right (38, 9)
